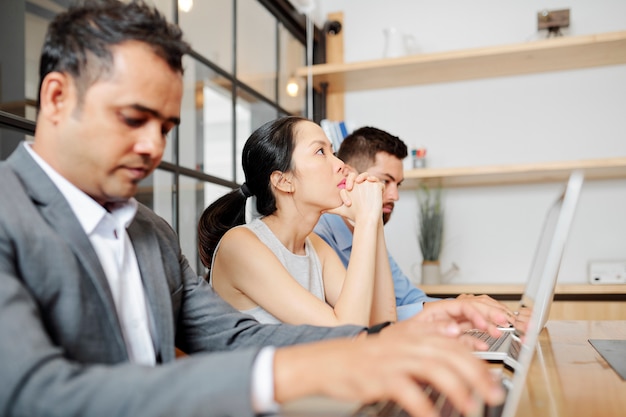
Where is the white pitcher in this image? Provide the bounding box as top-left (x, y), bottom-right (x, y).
top-left (383, 27), bottom-right (419, 58)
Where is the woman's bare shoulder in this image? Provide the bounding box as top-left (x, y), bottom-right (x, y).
top-left (219, 225), bottom-right (263, 254)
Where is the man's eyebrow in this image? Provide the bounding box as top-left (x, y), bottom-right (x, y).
top-left (381, 172), bottom-right (397, 182)
top-left (131, 104), bottom-right (181, 125)
top-left (378, 172), bottom-right (404, 183)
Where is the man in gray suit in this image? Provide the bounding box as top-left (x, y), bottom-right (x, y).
top-left (0, 1), bottom-right (506, 416)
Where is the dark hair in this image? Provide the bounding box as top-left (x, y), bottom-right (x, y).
top-left (337, 126), bottom-right (408, 172)
top-left (198, 116), bottom-right (307, 268)
top-left (37, 0), bottom-right (189, 109)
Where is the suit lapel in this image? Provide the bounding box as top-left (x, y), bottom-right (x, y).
top-left (7, 145), bottom-right (127, 353)
top-left (128, 215), bottom-right (175, 363)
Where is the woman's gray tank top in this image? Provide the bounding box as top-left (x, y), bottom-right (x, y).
top-left (209, 218), bottom-right (325, 324)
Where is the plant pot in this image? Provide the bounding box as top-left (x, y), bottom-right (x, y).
top-left (421, 261), bottom-right (441, 285)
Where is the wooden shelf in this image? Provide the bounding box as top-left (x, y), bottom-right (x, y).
top-left (296, 30), bottom-right (626, 93)
top-left (402, 157), bottom-right (626, 188)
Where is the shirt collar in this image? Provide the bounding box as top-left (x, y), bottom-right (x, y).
top-left (24, 142), bottom-right (138, 235)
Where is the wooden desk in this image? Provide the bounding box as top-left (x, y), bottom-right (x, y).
top-left (280, 321), bottom-right (625, 417)
top-left (421, 284), bottom-right (626, 320)
top-left (517, 320), bottom-right (626, 416)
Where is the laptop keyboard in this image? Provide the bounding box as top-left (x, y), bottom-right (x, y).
top-left (508, 339), bottom-right (521, 361)
top-left (352, 400), bottom-right (410, 417)
top-left (351, 377), bottom-right (508, 417)
top-left (465, 329), bottom-right (511, 352)
top-left (352, 384), bottom-right (465, 417)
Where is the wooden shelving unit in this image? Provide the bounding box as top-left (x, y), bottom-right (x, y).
top-left (420, 284), bottom-right (626, 320)
top-left (298, 20), bottom-right (626, 318)
top-left (402, 157), bottom-right (626, 188)
top-left (420, 283), bottom-right (626, 297)
top-left (296, 30), bottom-right (626, 93)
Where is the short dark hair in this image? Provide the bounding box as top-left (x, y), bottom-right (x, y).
top-left (37, 0), bottom-right (189, 109)
top-left (337, 126), bottom-right (408, 172)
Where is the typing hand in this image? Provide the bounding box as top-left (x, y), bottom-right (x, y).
top-left (511, 306), bottom-right (532, 339)
top-left (273, 320), bottom-right (505, 417)
top-left (455, 293), bottom-right (518, 327)
top-left (419, 298), bottom-right (510, 340)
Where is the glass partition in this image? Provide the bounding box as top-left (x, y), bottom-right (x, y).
top-left (179, 55), bottom-right (242, 182)
top-left (0, 123), bottom-right (31, 160)
top-left (1, 0), bottom-right (312, 241)
top-left (137, 169), bottom-right (175, 226)
top-left (237, 0), bottom-right (277, 102)
top-left (178, 0), bottom-right (233, 74)
top-left (234, 90), bottom-right (279, 182)
top-left (179, 175), bottom-right (202, 276)
top-left (278, 23), bottom-right (306, 116)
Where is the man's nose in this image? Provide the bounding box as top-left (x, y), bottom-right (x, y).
top-left (385, 183), bottom-right (400, 201)
top-left (135, 125), bottom-right (165, 158)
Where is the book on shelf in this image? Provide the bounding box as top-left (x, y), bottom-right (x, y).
top-left (320, 119), bottom-right (355, 151)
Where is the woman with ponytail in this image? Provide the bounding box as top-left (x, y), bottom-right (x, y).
top-left (198, 116), bottom-right (396, 326)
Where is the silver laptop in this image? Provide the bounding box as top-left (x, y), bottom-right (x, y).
top-left (277, 171), bottom-right (583, 417)
top-left (468, 170), bottom-right (583, 363)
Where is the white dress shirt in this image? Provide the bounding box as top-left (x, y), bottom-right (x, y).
top-left (25, 144), bottom-right (155, 365)
top-left (25, 143), bottom-right (278, 411)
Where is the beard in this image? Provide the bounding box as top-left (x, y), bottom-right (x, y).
top-left (382, 202), bottom-right (394, 225)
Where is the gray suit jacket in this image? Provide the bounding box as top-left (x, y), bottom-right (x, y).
top-left (0, 144), bottom-right (362, 417)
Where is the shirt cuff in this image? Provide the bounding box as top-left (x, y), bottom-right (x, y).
top-left (252, 346), bottom-right (280, 414)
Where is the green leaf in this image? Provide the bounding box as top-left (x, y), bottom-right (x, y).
top-left (416, 184), bottom-right (444, 261)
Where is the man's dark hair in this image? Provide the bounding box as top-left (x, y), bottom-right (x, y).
top-left (337, 126), bottom-right (408, 172)
top-left (37, 0), bottom-right (190, 109)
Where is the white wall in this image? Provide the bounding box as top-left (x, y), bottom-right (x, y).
top-left (315, 0), bottom-right (626, 284)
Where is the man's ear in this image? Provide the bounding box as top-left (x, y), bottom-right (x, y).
top-left (38, 72), bottom-right (73, 123)
top-left (270, 171), bottom-right (294, 193)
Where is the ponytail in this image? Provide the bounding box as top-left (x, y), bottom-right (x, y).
top-left (197, 188), bottom-right (247, 269)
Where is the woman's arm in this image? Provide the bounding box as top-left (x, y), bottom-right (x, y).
top-left (369, 218), bottom-right (397, 323)
top-left (212, 227), bottom-right (375, 326)
top-left (322, 178), bottom-right (397, 325)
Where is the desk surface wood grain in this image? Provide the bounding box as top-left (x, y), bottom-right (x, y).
top-left (517, 320), bottom-right (626, 417)
top-left (279, 321), bottom-right (625, 417)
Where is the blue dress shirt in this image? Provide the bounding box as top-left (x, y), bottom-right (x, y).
top-left (314, 213), bottom-right (440, 320)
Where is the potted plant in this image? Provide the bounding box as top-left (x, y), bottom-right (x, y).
top-left (417, 184), bottom-right (444, 284)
